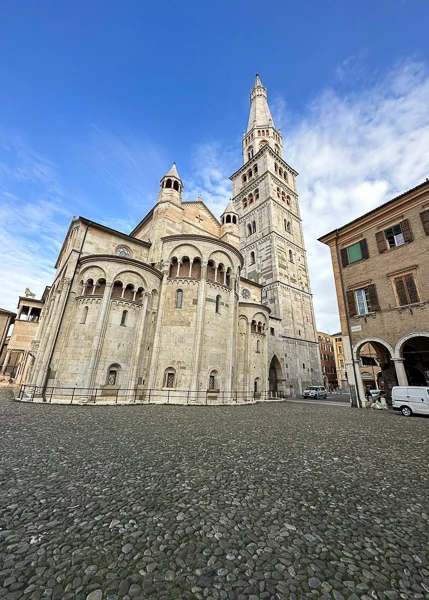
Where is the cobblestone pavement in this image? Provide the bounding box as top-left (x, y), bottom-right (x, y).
top-left (1, 389), bottom-right (429, 600)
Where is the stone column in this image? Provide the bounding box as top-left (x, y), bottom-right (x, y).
top-left (83, 282), bottom-right (113, 390)
top-left (1, 349), bottom-right (12, 375)
top-left (246, 322), bottom-right (253, 398)
top-left (353, 359), bottom-right (366, 407)
top-left (225, 276), bottom-right (236, 393)
top-left (147, 265), bottom-right (170, 389)
top-left (125, 293), bottom-right (150, 390)
top-left (392, 358), bottom-right (408, 386)
top-left (191, 263), bottom-right (207, 391)
top-left (36, 279), bottom-right (71, 387)
top-left (21, 352), bottom-right (33, 385)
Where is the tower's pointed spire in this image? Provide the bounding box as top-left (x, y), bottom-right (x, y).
top-left (165, 162), bottom-right (180, 180)
top-left (247, 73), bottom-right (274, 132)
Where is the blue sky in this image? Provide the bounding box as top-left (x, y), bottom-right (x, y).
top-left (1, 0), bottom-right (429, 332)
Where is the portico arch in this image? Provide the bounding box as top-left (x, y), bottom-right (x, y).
top-left (354, 339), bottom-right (397, 402)
top-left (396, 333), bottom-right (429, 386)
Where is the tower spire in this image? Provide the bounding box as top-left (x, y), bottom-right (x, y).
top-left (247, 73), bottom-right (274, 132)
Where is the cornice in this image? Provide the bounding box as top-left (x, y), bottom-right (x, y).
top-left (78, 255), bottom-right (163, 279)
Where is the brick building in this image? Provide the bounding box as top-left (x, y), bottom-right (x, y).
top-left (319, 181), bottom-right (429, 406)
top-left (317, 332), bottom-right (337, 389)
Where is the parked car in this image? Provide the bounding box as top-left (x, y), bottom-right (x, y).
top-left (303, 386), bottom-right (327, 399)
top-left (392, 386), bottom-right (429, 417)
top-left (369, 389), bottom-right (386, 401)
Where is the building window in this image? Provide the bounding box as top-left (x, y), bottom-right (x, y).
top-left (120, 310), bottom-right (128, 326)
top-left (385, 223), bottom-right (405, 248)
top-left (247, 224), bottom-right (252, 236)
top-left (289, 250), bottom-right (294, 262)
top-left (355, 288), bottom-right (371, 314)
top-left (215, 295), bottom-right (221, 313)
top-left (393, 273), bottom-right (420, 306)
top-left (341, 239), bottom-right (369, 266)
top-left (80, 306), bottom-right (88, 324)
top-left (270, 327), bottom-right (275, 336)
top-left (256, 340), bottom-right (260, 353)
top-left (302, 363), bottom-right (305, 369)
top-left (116, 245), bottom-right (131, 257)
top-left (209, 370), bottom-right (218, 390)
top-left (164, 368), bottom-right (176, 388)
top-left (176, 289), bottom-right (183, 308)
top-left (338, 345), bottom-right (342, 354)
top-left (107, 364), bottom-right (120, 385)
top-left (250, 251), bottom-right (255, 264)
top-left (252, 221), bottom-right (256, 233)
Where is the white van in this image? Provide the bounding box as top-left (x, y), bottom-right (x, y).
top-left (392, 386), bottom-right (429, 417)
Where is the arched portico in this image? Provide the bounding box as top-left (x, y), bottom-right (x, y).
top-left (396, 333), bottom-right (429, 387)
top-left (353, 339), bottom-right (397, 403)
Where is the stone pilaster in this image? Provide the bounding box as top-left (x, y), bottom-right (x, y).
top-left (83, 282), bottom-right (113, 390)
top-left (125, 293), bottom-right (150, 390)
top-left (191, 263), bottom-right (207, 390)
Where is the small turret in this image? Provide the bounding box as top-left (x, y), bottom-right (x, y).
top-left (158, 163), bottom-right (183, 206)
top-left (220, 201), bottom-right (240, 248)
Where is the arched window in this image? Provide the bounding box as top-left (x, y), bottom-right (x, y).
top-left (176, 289), bottom-right (183, 308)
top-left (281, 191), bottom-right (286, 202)
top-left (250, 251), bottom-right (255, 264)
top-left (80, 306), bottom-right (88, 324)
top-left (254, 377), bottom-right (260, 392)
top-left (242, 174), bottom-right (247, 184)
top-left (286, 195), bottom-right (291, 205)
top-left (226, 214), bottom-right (231, 223)
top-left (232, 216), bottom-right (237, 224)
top-left (279, 168), bottom-right (283, 177)
top-left (254, 189), bottom-right (259, 200)
top-left (275, 163), bottom-right (278, 173)
top-left (106, 364), bottom-right (120, 385)
top-left (265, 130), bottom-right (269, 136)
top-left (164, 367), bottom-right (176, 388)
top-left (173, 180), bottom-right (179, 191)
top-left (84, 278), bottom-right (94, 295)
top-left (254, 164), bottom-right (258, 174)
top-left (258, 130), bottom-right (261, 136)
top-left (284, 219), bottom-right (288, 231)
top-left (248, 193), bottom-right (253, 204)
top-left (257, 322), bottom-right (262, 333)
top-left (287, 221), bottom-right (291, 233)
top-left (215, 295), bottom-right (221, 313)
top-left (243, 198), bottom-right (247, 208)
top-left (252, 221), bottom-right (256, 233)
top-left (121, 310), bottom-right (128, 326)
top-left (289, 250), bottom-right (294, 263)
top-left (247, 224), bottom-right (252, 236)
top-left (191, 257), bottom-right (201, 278)
top-left (251, 320), bottom-right (257, 333)
top-left (166, 178), bottom-right (172, 188)
top-left (276, 187), bottom-right (280, 199)
top-left (209, 370), bottom-right (218, 390)
top-left (256, 340), bottom-right (260, 353)
top-left (248, 170), bottom-right (252, 179)
top-left (169, 257), bottom-right (178, 278)
top-left (284, 171), bottom-right (288, 182)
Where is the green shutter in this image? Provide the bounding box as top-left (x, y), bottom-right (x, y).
top-left (347, 243), bottom-right (363, 264)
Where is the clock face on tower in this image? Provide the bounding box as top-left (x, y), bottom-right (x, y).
top-left (241, 289), bottom-right (250, 300)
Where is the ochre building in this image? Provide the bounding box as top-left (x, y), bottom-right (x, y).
top-left (319, 181), bottom-right (429, 406)
top-left (27, 76), bottom-right (322, 402)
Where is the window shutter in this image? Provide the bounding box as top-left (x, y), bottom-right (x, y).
top-left (367, 284), bottom-right (380, 311)
top-left (394, 276), bottom-right (408, 306)
top-left (360, 238), bottom-right (369, 259)
top-left (401, 219), bottom-right (413, 243)
top-left (340, 248), bottom-right (349, 267)
top-left (405, 274), bottom-right (419, 304)
top-left (420, 210), bottom-right (429, 235)
top-left (375, 231), bottom-right (387, 253)
top-left (346, 290), bottom-right (357, 316)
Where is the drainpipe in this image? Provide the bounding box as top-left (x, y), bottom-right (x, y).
top-left (335, 229), bottom-right (361, 408)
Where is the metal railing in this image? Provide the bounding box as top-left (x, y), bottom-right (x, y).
top-left (18, 385), bottom-right (286, 405)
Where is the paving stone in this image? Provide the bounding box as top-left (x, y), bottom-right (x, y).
top-left (1, 392), bottom-right (429, 599)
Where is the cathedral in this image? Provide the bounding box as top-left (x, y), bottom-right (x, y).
top-left (27, 75), bottom-right (322, 402)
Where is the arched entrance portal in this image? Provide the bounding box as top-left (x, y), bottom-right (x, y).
top-left (400, 336), bottom-right (429, 386)
top-left (269, 356), bottom-right (284, 398)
